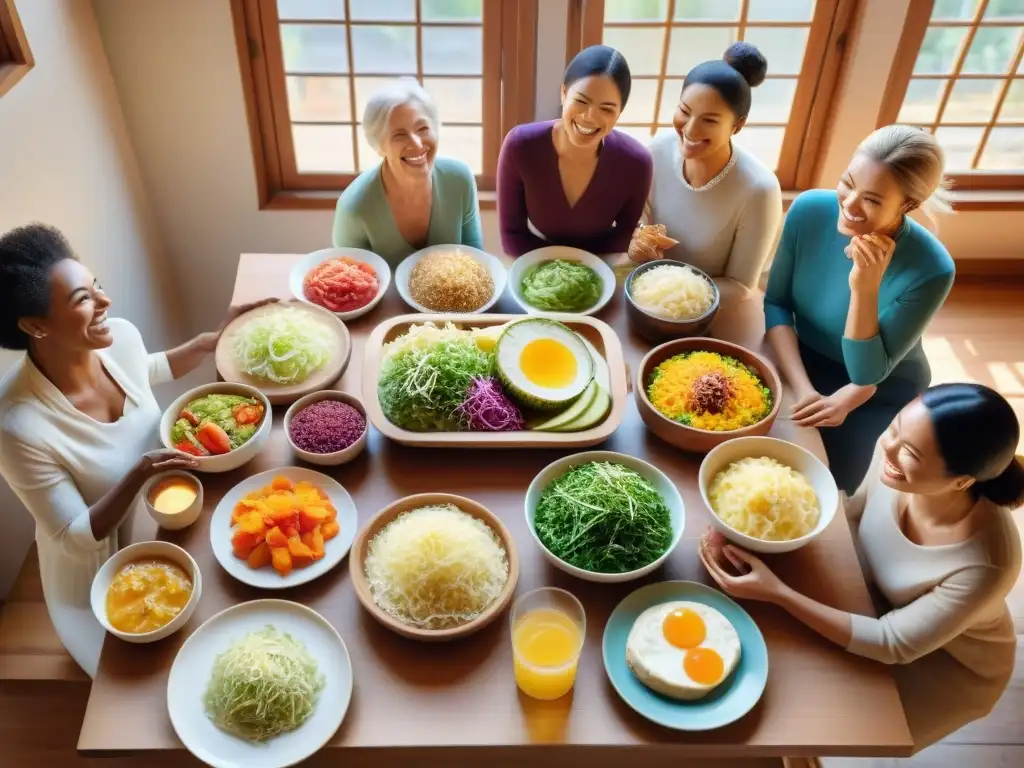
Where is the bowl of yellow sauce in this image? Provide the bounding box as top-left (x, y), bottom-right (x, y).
top-left (144, 471), bottom-right (203, 530)
top-left (90, 541), bottom-right (202, 643)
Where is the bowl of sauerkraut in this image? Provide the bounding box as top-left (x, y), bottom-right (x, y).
top-left (625, 259), bottom-right (720, 342)
top-left (698, 436), bottom-right (839, 553)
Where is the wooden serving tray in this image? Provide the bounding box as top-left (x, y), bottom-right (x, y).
top-left (363, 313), bottom-right (628, 448)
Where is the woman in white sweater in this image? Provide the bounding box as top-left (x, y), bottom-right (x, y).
top-left (630, 42), bottom-right (782, 290)
top-left (701, 382), bottom-right (1022, 751)
top-left (0, 224), bottom-right (272, 677)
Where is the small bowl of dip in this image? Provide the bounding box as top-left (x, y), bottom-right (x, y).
top-left (144, 471), bottom-right (204, 530)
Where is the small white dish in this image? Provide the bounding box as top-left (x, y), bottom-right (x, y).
top-left (698, 436), bottom-right (840, 554)
top-left (210, 467), bottom-right (358, 589)
top-left (395, 244), bottom-right (507, 314)
top-left (525, 450), bottom-right (685, 583)
top-left (289, 247), bottom-right (391, 322)
top-left (284, 390), bottom-right (368, 467)
top-left (509, 246), bottom-right (616, 317)
top-left (143, 470), bottom-right (204, 530)
top-left (91, 541), bottom-right (202, 644)
top-left (167, 599), bottom-right (352, 768)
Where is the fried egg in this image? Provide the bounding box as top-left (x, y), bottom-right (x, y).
top-left (625, 601), bottom-right (741, 700)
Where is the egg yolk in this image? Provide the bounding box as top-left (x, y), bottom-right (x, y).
top-left (683, 647), bottom-right (724, 685)
top-left (662, 608), bottom-right (706, 649)
top-left (520, 338), bottom-right (577, 389)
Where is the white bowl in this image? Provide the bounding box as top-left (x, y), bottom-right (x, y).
top-left (143, 470), bottom-right (204, 530)
top-left (525, 450), bottom-right (685, 583)
top-left (289, 247), bottom-right (391, 321)
top-left (698, 436), bottom-right (840, 554)
top-left (284, 390), bottom-right (368, 466)
top-left (395, 244), bottom-right (507, 314)
top-left (160, 382), bottom-right (272, 474)
top-left (91, 540), bottom-right (202, 644)
top-left (509, 246), bottom-right (616, 317)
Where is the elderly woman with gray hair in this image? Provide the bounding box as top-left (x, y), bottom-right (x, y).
top-left (331, 78), bottom-right (483, 264)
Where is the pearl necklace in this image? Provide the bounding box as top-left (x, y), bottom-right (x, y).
top-left (680, 143), bottom-right (738, 193)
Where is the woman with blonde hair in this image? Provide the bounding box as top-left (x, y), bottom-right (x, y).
top-left (764, 125), bottom-right (956, 494)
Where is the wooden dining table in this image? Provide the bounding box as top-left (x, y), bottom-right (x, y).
top-left (78, 253), bottom-right (913, 766)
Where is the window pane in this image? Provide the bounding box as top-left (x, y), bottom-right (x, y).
top-left (603, 27), bottom-right (666, 76)
top-left (281, 24), bottom-right (349, 73)
top-left (898, 78), bottom-right (946, 124)
top-left (943, 78), bottom-right (1003, 121)
top-left (931, 0), bottom-right (980, 19)
top-left (422, 26), bottom-right (482, 75)
top-left (914, 28), bottom-right (968, 74)
top-left (747, 0), bottom-right (815, 21)
top-left (294, 124), bottom-right (355, 172)
top-left (421, 0), bottom-right (482, 21)
top-left (287, 76), bottom-right (351, 122)
top-left (984, 0), bottom-right (1024, 19)
top-left (423, 77), bottom-right (482, 123)
top-left (934, 125), bottom-right (985, 169)
top-left (440, 125), bottom-right (483, 174)
top-left (356, 127), bottom-right (377, 173)
top-left (605, 0), bottom-right (668, 21)
top-left (277, 0), bottom-right (345, 20)
top-left (747, 77), bottom-right (798, 122)
top-left (977, 127), bottom-right (1024, 169)
top-left (732, 126), bottom-right (784, 168)
top-left (998, 79), bottom-right (1024, 120)
top-left (351, 25), bottom-right (416, 73)
top-left (354, 76), bottom-right (397, 118)
top-left (743, 27), bottom-right (809, 75)
top-left (658, 79), bottom-right (684, 123)
top-left (666, 27), bottom-right (736, 75)
top-left (674, 0), bottom-right (740, 20)
top-left (962, 27), bottom-right (1021, 74)
top-left (348, 0), bottom-right (415, 21)
top-left (619, 79), bottom-right (661, 124)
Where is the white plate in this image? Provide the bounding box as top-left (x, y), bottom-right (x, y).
top-left (509, 246), bottom-right (616, 317)
top-left (210, 467), bottom-right (357, 589)
top-left (167, 599), bottom-right (352, 768)
top-left (395, 244), bottom-right (507, 314)
top-left (289, 247), bottom-right (391, 321)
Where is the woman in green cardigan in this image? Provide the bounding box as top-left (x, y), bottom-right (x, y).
top-left (764, 125), bottom-right (956, 495)
top-left (332, 78), bottom-right (483, 264)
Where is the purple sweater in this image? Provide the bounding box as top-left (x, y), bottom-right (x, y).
top-left (496, 120), bottom-right (653, 257)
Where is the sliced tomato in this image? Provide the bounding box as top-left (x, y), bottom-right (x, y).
top-left (174, 441), bottom-right (205, 457)
top-left (233, 403), bottom-right (263, 425)
top-left (196, 422), bottom-right (232, 455)
top-left (180, 409), bottom-right (200, 427)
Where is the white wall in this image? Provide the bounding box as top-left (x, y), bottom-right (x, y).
top-left (0, 0), bottom-right (180, 597)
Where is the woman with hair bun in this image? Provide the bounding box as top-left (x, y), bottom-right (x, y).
top-left (701, 382), bottom-right (1022, 752)
top-left (631, 42), bottom-right (782, 290)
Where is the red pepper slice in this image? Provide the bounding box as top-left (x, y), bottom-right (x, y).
top-left (181, 410), bottom-right (200, 427)
top-left (174, 441), bottom-right (205, 457)
top-left (197, 422), bottom-right (232, 455)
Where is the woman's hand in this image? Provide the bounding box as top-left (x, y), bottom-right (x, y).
top-left (846, 234), bottom-right (895, 293)
top-left (791, 383), bottom-right (876, 428)
top-left (197, 298), bottom-right (280, 352)
top-left (136, 449), bottom-right (199, 478)
top-left (699, 529), bottom-right (787, 604)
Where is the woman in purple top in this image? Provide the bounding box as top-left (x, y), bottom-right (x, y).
top-left (497, 45), bottom-right (653, 257)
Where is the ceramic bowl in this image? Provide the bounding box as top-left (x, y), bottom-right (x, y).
top-left (284, 390), bottom-right (368, 466)
top-left (349, 493), bottom-right (520, 641)
top-left (635, 336), bottom-right (782, 454)
top-left (508, 246), bottom-right (616, 316)
top-left (525, 451), bottom-right (686, 583)
top-left (699, 436), bottom-right (840, 554)
top-left (91, 541), bottom-right (201, 644)
top-left (160, 382), bottom-right (272, 473)
top-left (395, 244), bottom-right (507, 314)
top-left (289, 247), bottom-right (391, 321)
top-left (625, 259), bottom-right (720, 342)
top-left (143, 471), bottom-right (204, 531)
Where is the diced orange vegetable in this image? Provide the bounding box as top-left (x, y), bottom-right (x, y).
top-left (271, 546), bottom-right (292, 576)
top-left (247, 541), bottom-right (272, 569)
top-left (288, 536), bottom-right (315, 568)
top-left (282, 525), bottom-right (299, 539)
top-left (298, 505), bottom-right (333, 533)
top-left (309, 527), bottom-right (325, 559)
top-left (236, 510), bottom-right (266, 535)
top-left (320, 519), bottom-right (340, 541)
top-left (272, 476), bottom-right (293, 491)
top-left (264, 525), bottom-right (289, 549)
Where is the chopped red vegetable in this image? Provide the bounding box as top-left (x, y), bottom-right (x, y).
top-left (303, 257), bottom-right (379, 313)
top-left (181, 410), bottom-right (200, 427)
top-left (197, 422), bottom-right (231, 455)
top-left (232, 403), bottom-right (264, 425)
top-left (175, 441), bottom-right (205, 457)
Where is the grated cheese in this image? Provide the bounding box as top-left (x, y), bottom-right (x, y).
top-left (631, 264), bottom-right (715, 321)
top-left (709, 457), bottom-right (820, 541)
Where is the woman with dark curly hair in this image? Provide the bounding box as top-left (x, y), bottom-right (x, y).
top-left (0, 223), bottom-right (273, 677)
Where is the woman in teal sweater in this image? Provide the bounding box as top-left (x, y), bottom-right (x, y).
top-left (332, 79), bottom-right (483, 265)
top-left (765, 125), bottom-right (955, 494)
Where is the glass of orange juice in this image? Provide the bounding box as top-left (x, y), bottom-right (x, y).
top-left (510, 587), bottom-right (586, 701)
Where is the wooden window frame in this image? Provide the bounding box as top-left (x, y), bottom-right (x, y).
top-left (569, 0), bottom-right (856, 191)
top-left (0, 0), bottom-right (33, 99)
top-left (879, 0), bottom-right (1024, 207)
top-left (231, 0), bottom-right (536, 210)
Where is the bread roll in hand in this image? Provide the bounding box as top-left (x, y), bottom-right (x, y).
top-left (628, 224), bottom-right (680, 263)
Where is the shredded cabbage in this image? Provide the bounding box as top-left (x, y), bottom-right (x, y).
top-left (631, 264), bottom-right (715, 321)
top-left (364, 504), bottom-right (509, 629)
top-left (709, 457), bottom-right (820, 541)
top-left (381, 321), bottom-right (471, 361)
top-left (233, 307), bottom-right (333, 385)
top-left (456, 376), bottom-right (525, 432)
top-left (204, 625), bottom-right (324, 742)
top-left (520, 259), bottom-right (602, 312)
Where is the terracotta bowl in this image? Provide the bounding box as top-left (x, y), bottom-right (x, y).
top-left (635, 337), bottom-right (782, 454)
top-left (625, 259), bottom-right (720, 343)
top-left (349, 493), bottom-right (520, 642)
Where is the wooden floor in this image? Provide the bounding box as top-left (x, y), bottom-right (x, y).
top-left (0, 281), bottom-right (1021, 767)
